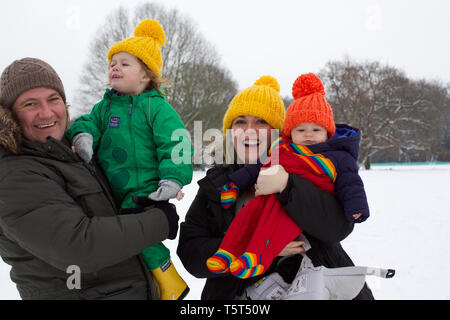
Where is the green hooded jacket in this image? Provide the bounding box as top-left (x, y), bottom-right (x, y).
top-left (67, 89), bottom-right (193, 208)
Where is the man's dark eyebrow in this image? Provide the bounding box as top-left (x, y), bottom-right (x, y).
top-left (17, 97), bottom-right (37, 106)
top-left (48, 93), bottom-right (61, 99)
top-left (17, 92), bottom-right (61, 106)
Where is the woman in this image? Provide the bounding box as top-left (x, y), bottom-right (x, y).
top-left (0, 57), bottom-right (179, 299)
top-left (177, 75), bottom-right (374, 300)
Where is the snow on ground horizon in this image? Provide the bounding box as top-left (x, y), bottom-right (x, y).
top-left (1, 164), bottom-right (449, 300)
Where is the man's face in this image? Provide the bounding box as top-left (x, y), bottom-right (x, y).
top-left (12, 87), bottom-right (67, 143)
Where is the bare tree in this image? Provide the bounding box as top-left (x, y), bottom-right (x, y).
top-left (282, 96), bottom-right (293, 111)
top-left (73, 7), bottom-right (131, 118)
top-left (319, 57), bottom-right (450, 168)
top-left (409, 80), bottom-right (450, 162)
top-left (72, 3), bottom-right (237, 134)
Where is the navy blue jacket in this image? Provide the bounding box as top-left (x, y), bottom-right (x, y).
top-left (227, 124), bottom-right (369, 223)
top-left (307, 124), bottom-right (369, 222)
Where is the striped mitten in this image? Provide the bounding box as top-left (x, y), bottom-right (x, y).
top-left (220, 182), bottom-right (239, 209)
top-left (206, 249), bottom-right (237, 274)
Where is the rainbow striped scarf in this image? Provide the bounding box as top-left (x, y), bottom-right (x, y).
top-left (269, 137), bottom-right (337, 183)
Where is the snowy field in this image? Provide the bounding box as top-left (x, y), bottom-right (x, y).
top-left (1, 163), bottom-right (449, 300)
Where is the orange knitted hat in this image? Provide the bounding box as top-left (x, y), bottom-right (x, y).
top-left (284, 73), bottom-right (335, 138)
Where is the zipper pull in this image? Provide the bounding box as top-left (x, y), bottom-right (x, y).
top-left (129, 97), bottom-right (133, 115)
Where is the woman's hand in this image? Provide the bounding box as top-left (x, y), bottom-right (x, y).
top-left (255, 164), bottom-right (289, 196)
top-left (278, 241), bottom-right (305, 256)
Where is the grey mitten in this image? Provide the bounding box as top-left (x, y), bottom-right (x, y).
top-left (148, 180), bottom-right (181, 201)
top-left (73, 133), bottom-right (93, 163)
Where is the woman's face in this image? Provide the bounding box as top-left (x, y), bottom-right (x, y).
top-left (12, 87), bottom-right (67, 143)
top-left (231, 115), bottom-right (273, 164)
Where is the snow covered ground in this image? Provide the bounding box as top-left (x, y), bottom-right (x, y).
top-left (1, 164), bottom-right (449, 300)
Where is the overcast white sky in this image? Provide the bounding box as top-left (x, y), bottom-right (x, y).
top-left (1, 0), bottom-right (450, 108)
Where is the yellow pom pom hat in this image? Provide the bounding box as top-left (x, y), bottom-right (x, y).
top-left (222, 75), bottom-right (285, 133)
top-left (108, 19), bottom-right (166, 77)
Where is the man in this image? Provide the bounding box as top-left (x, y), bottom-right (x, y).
top-left (0, 57), bottom-right (179, 299)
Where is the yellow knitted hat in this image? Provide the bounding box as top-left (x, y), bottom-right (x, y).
top-left (107, 19), bottom-right (166, 77)
top-left (222, 75), bottom-right (285, 133)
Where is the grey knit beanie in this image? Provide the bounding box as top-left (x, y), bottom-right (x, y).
top-left (0, 57), bottom-right (66, 109)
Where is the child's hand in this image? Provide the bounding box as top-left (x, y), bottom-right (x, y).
top-left (255, 164), bottom-right (289, 196)
top-left (148, 180), bottom-right (181, 201)
top-left (72, 133), bottom-right (94, 163)
top-left (176, 190), bottom-right (184, 201)
top-left (352, 213), bottom-right (363, 221)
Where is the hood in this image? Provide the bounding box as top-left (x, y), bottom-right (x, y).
top-left (104, 88), bottom-right (165, 101)
top-left (103, 88), bottom-right (166, 114)
top-left (314, 123), bottom-right (361, 160)
top-left (0, 106), bottom-right (22, 155)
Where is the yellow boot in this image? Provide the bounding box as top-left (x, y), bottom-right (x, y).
top-left (152, 259), bottom-right (190, 300)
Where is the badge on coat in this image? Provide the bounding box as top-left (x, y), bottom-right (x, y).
top-left (109, 116), bottom-right (121, 129)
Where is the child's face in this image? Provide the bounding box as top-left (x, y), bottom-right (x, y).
top-left (109, 52), bottom-right (150, 96)
top-left (290, 123), bottom-right (328, 145)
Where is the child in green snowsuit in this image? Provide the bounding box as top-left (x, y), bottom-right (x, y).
top-left (66, 19), bottom-right (193, 300)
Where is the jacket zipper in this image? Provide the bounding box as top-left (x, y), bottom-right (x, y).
top-left (129, 97), bottom-right (139, 197)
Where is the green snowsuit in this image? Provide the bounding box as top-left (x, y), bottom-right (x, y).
top-left (66, 89), bottom-right (193, 269)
